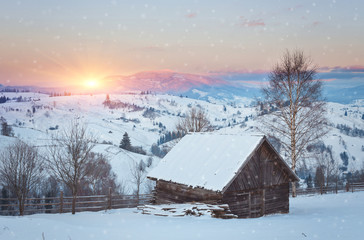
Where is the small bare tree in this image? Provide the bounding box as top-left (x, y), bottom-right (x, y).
top-left (130, 160), bottom-right (146, 203)
top-left (82, 152), bottom-right (119, 195)
top-left (45, 121), bottom-right (95, 214)
top-left (259, 50), bottom-right (329, 197)
top-left (314, 148), bottom-right (339, 189)
top-left (0, 140), bottom-right (44, 216)
top-left (176, 107), bottom-right (211, 133)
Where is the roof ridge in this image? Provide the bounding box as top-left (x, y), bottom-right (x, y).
top-left (186, 132), bottom-right (264, 136)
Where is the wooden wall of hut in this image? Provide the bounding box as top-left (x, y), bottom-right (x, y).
top-left (153, 180), bottom-right (222, 204)
top-left (221, 141), bottom-right (291, 218)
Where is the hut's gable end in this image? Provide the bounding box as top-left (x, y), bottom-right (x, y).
top-left (260, 142), bottom-right (291, 187)
top-left (225, 141), bottom-right (291, 193)
top-left (225, 153), bottom-right (260, 192)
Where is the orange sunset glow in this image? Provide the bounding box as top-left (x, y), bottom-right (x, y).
top-left (0, 0), bottom-right (363, 91)
top-left (84, 79), bottom-right (99, 88)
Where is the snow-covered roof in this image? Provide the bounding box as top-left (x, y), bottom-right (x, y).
top-left (147, 133), bottom-right (266, 192)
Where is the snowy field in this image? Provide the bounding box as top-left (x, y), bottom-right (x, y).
top-left (0, 192), bottom-right (363, 240)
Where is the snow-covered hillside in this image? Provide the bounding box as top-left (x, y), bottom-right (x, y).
top-left (0, 191), bottom-right (363, 240)
top-left (0, 92), bottom-right (363, 190)
top-left (216, 101), bottom-right (364, 177)
top-left (0, 92), bottom-right (254, 192)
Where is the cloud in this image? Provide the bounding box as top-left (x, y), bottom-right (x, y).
top-left (211, 66), bottom-right (364, 89)
top-left (317, 78), bottom-right (337, 82)
top-left (312, 21), bottom-right (321, 26)
top-left (207, 70), bottom-right (268, 88)
top-left (234, 80), bottom-right (268, 87)
top-left (242, 19), bottom-right (265, 27)
top-left (186, 12), bottom-right (197, 18)
top-left (208, 69), bottom-right (268, 76)
top-left (134, 45), bottom-right (165, 52)
top-left (286, 4), bottom-right (304, 12)
top-left (317, 66), bottom-right (364, 88)
top-left (239, 17), bottom-right (265, 27)
top-left (332, 65), bottom-right (364, 73)
top-left (319, 65), bottom-right (364, 73)
top-left (207, 65), bottom-right (364, 90)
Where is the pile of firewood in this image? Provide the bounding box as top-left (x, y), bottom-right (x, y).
top-left (137, 203), bottom-right (237, 219)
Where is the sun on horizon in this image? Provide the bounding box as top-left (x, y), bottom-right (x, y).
top-left (84, 79), bottom-right (99, 88)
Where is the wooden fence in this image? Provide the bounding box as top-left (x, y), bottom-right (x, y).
top-left (0, 190), bottom-right (152, 216)
top-left (290, 182), bottom-right (364, 196)
top-left (1, 182), bottom-right (363, 216)
top-left (348, 182), bottom-right (364, 192)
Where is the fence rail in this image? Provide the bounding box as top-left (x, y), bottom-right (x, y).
top-left (0, 190), bottom-right (153, 216)
top-left (349, 183), bottom-right (364, 192)
top-left (1, 182), bottom-right (363, 216)
top-left (289, 182), bottom-right (364, 196)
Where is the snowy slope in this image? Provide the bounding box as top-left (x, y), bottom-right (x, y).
top-left (0, 92), bottom-right (363, 190)
top-left (0, 191), bottom-right (363, 239)
top-left (0, 92), bottom-right (253, 192)
top-left (216, 101), bottom-right (364, 175)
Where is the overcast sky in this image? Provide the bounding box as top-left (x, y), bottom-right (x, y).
top-left (0, 0), bottom-right (363, 87)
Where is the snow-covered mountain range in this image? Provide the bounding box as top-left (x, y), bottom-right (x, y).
top-left (2, 70), bottom-right (363, 103)
top-left (0, 91), bottom-right (363, 192)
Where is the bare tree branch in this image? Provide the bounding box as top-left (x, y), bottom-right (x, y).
top-left (0, 140), bottom-right (44, 216)
top-left (176, 107), bottom-right (211, 133)
top-left (45, 121), bottom-right (95, 214)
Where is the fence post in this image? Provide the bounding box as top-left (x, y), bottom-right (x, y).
top-left (108, 187), bottom-right (112, 210)
top-left (352, 184), bottom-right (354, 193)
top-left (60, 191), bottom-right (63, 214)
top-left (346, 183), bottom-right (349, 192)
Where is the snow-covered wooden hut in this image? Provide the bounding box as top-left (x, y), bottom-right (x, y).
top-left (147, 133), bottom-right (299, 218)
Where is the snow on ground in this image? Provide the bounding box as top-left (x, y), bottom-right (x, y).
top-left (0, 192), bottom-right (363, 240)
top-left (0, 135), bottom-right (16, 151)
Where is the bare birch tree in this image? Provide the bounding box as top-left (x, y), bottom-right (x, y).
top-left (259, 50), bottom-right (329, 197)
top-left (45, 121), bottom-right (95, 214)
top-left (176, 107), bottom-right (211, 133)
top-left (0, 140), bottom-right (44, 215)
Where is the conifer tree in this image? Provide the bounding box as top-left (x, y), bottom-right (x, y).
top-left (305, 174), bottom-right (313, 189)
top-left (315, 166), bottom-right (325, 188)
top-left (1, 118), bottom-right (14, 137)
top-left (120, 132), bottom-right (132, 151)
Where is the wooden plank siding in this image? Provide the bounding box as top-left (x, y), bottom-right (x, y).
top-left (151, 139), bottom-right (296, 218)
top-left (221, 141), bottom-right (291, 218)
top-left (153, 180), bottom-right (222, 204)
